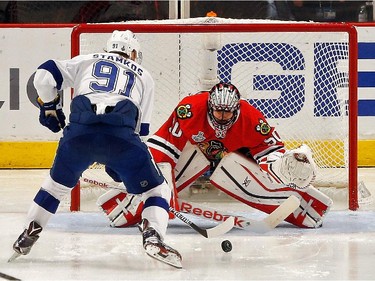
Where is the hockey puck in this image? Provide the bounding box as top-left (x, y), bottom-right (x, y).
top-left (221, 240), bottom-right (232, 252)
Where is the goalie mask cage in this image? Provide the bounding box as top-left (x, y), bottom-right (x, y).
top-left (69, 19), bottom-right (359, 211)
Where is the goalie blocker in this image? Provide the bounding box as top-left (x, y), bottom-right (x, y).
top-left (98, 142), bottom-right (332, 229)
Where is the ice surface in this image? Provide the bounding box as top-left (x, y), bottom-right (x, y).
top-left (0, 169), bottom-right (375, 280)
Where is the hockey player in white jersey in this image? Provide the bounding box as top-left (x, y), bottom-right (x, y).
top-left (10, 30), bottom-right (182, 268)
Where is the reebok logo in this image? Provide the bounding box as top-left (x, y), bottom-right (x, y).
top-left (179, 201), bottom-right (246, 228)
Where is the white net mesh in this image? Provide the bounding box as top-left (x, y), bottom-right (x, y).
top-left (71, 18), bottom-right (363, 210)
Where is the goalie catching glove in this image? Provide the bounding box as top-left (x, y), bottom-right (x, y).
top-left (37, 94), bottom-right (66, 133)
top-left (260, 144), bottom-right (317, 190)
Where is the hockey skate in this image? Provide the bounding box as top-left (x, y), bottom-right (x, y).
top-left (141, 219), bottom-right (182, 269)
top-left (8, 221), bottom-right (43, 262)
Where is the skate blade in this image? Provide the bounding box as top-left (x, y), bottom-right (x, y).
top-left (145, 245), bottom-right (182, 269)
top-left (8, 252), bottom-right (21, 263)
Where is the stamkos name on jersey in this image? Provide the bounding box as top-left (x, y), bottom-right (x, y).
top-left (93, 54), bottom-right (144, 76)
top-left (180, 201), bottom-right (247, 228)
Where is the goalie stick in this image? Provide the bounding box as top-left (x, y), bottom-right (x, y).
top-left (0, 271), bottom-right (20, 281)
top-left (79, 172), bottom-right (298, 234)
top-left (169, 206), bottom-right (234, 238)
top-left (79, 173), bottom-right (235, 238)
top-left (179, 195), bottom-right (300, 234)
top-left (7, 252), bottom-right (20, 263)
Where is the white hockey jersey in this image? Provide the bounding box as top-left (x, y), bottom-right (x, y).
top-left (33, 52), bottom-right (155, 135)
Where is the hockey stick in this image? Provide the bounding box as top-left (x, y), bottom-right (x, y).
top-left (7, 252), bottom-right (21, 263)
top-left (0, 271), bottom-right (21, 280)
top-left (79, 174), bottom-right (235, 238)
top-left (79, 173), bottom-right (297, 234)
top-left (169, 206), bottom-right (234, 238)
top-left (179, 195), bottom-right (300, 234)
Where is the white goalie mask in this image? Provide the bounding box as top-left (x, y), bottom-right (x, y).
top-left (207, 82), bottom-right (241, 139)
top-left (105, 30), bottom-right (142, 64)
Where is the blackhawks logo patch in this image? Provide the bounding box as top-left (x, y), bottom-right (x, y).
top-left (176, 104), bottom-right (192, 119)
top-left (197, 140), bottom-right (227, 161)
top-left (256, 119), bottom-right (271, 135)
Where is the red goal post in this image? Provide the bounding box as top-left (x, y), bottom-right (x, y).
top-left (70, 19), bottom-right (359, 211)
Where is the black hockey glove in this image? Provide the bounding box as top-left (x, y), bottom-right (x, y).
top-left (37, 94), bottom-right (66, 133)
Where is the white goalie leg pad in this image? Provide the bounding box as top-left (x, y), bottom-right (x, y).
top-left (96, 187), bottom-right (127, 210)
top-left (210, 152), bottom-right (332, 228)
top-left (97, 163), bottom-right (177, 228)
top-left (157, 162), bottom-right (179, 213)
top-left (266, 144), bottom-right (317, 189)
top-left (158, 162), bottom-right (174, 192)
top-left (174, 141), bottom-right (210, 192)
top-left (96, 188), bottom-right (144, 227)
top-left (210, 152), bottom-right (294, 206)
top-left (96, 188), bottom-right (125, 223)
top-left (290, 186), bottom-right (333, 228)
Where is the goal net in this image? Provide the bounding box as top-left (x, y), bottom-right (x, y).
top-left (69, 18), bottom-right (363, 211)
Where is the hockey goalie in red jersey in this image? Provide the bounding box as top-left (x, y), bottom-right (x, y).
top-left (98, 82), bottom-right (333, 229)
top-left (149, 83), bottom-right (282, 166)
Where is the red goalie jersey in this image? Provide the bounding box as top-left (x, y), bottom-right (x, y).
top-left (147, 91), bottom-right (285, 168)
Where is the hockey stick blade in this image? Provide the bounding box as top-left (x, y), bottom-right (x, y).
top-left (243, 195), bottom-right (300, 233)
top-left (7, 252), bottom-right (21, 263)
top-left (169, 207), bottom-right (234, 238)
